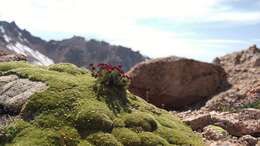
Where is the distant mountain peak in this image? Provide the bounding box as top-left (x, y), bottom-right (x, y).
top-left (0, 21), bottom-right (54, 65)
top-left (0, 21), bottom-right (147, 70)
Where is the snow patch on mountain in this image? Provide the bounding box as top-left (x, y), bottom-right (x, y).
top-left (0, 26), bottom-right (11, 42)
top-left (0, 23), bottom-right (54, 65)
top-left (0, 26), bottom-right (5, 33)
top-left (18, 31), bottom-right (22, 37)
top-left (3, 34), bottom-right (12, 43)
top-left (7, 42), bottom-right (54, 65)
top-left (17, 31), bottom-right (29, 43)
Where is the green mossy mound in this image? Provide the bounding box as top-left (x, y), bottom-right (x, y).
top-left (0, 61), bottom-right (203, 146)
top-left (122, 112), bottom-right (158, 132)
top-left (138, 132), bottom-right (173, 146)
top-left (87, 132), bottom-right (122, 146)
top-left (112, 128), bottom-right (141, 146)
top-left (48, 63), bottom-right (88, 75)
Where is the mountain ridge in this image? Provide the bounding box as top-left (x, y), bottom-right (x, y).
top-left (0, 21), bottom-right (147, 71)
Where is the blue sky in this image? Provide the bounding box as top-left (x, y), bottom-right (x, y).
top-left (0, 0), bottom-right (259, 62)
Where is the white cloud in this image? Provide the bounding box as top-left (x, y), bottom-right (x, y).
top-left (0, 0), bottom-right (259, 62)
top-left (0, 0), bottom-right (221, 32)
top-left (207, 11), bottom-right (260, 22)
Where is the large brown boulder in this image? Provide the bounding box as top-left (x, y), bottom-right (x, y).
top-left (127, 56), bottom-right (228, 109)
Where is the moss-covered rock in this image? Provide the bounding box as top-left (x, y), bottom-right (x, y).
top-left (202, 125), bottom-right (229, 141)
top-left (207, 125), bottom-right (226, 133)
top-left (0, 62), bottom-right (203, 146)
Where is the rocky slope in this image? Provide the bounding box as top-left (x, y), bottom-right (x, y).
top-left (0, 62), bottom-right (203, 146)
top-left (177, 45), bottom-right (260, 146)
top-left (127, 45), bottom-right (260, 145)
top-left (0, 21), bottom-right (146, 71)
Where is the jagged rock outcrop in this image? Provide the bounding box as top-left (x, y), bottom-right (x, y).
top-left (0, 21), bottom-right (146, 70)
top-left (205, 45), bottom-right (260, 111)
top-left (177, 45), bottom-right (260, 145)
top-left (128, 56), bottom-right (228, 109)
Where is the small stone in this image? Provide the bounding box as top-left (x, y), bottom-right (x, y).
top-left (183, 113), bottom-right (212, 130)
top-left (252, 57), bottom-right (260, 67)
top-left (239, 135), bottom-right (257, 146)
top-left (202, 125), bottom-right (229, 141)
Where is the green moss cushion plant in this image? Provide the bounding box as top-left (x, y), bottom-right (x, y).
top-left (138, 132), bottom-right (172, 146)
top-left (122, 112), bottom-right (158, 132)
top-left (0, 61), bottom-right (203, 146)
top-left (87, 132), bottom-right (123, 146)
top-left (112, 128), bottom-right (141, 146)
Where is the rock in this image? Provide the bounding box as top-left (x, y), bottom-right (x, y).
top-left (0, 54), bottom-right (26, 62)
top-left (176, 45), bottom-right (260, 146)
top-left (0, 75), bottom-right (47, 113)
top-left (128, 56), bottom-right (228, 109)
top-left (202, 125), bottom-right (229, 141)
top-left (207, 141), bottom-right (244, 146)
top-left (204, 45), bottom-right (260, 111)
top-left (179, 108), bottom-right (260, 137)
top-left (211, 109), bottom-right (260, 137)
top-left (181, 111), bottom-right (212, 130)
top-left (239, 135), bottom-right (258, 146)
top-left (257, 140), bottom-right (260, 146)
top-left (213, 57), bottom-right (221, 65)
top-left (252, 56), bottom-right (260, 67)
top-left (0, 49), bottom-right (26, 62)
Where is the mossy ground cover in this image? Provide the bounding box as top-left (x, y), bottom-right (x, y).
top-left (0, 61), bottom-right (203, 146)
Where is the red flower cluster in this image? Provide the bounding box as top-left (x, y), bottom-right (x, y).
top-left (89, 63), bottom-right (130, 99)
top-left (89, 63), bottom-right (130, 79)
